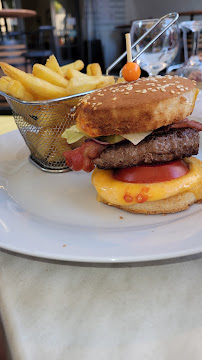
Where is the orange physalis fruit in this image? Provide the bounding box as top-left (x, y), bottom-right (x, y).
top-left (122, 62), bottom-right (141, 82)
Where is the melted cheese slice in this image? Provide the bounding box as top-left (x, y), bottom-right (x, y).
top-left (92, 158), bottom-right (202, 206)
top-left (122, 131), bottom-right (152, 145)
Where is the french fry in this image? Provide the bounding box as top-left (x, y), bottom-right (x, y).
top-left (65, 68), bottom-right (88, 80)
top-left (116, 77), bottom-right (126, 83)
top-left (65, 76), bottom-right (99, 95)
top-left (26, 127), bottom-right (55, 160)
top-left (1, 76), bottom-right (11, 82)
top-left (33, 63), bottom-right (68, 88)
top-left (66, 75), bottom-right (115, 96)
top-left (96, 76), bottom-right (115, 88)
top-left (26, 127), bottom-right (71, 163)
top-left (7, 79), bottom-right (35, 101)
top-left (86, 63), bottom-right (102, 76)
top-left (0, 62), bottom-right (68, 100)
top-left (0, 77), bottom-right (9, 93)
top-left (0, 76), bottom-right (35, 101)
top-left (45, 55), bottom-right (63, 76)
top-left (61, 60), bottom-right (84, 77)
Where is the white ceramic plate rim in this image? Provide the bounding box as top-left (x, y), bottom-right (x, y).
top-left (1, 129), bottom-right (202, 263)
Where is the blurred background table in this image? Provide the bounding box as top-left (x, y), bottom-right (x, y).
top-left (0, 9), bottom-right (36, 18)
top-left (179, 10), bottom-right (202, 20)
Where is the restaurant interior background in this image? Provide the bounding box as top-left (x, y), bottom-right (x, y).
top-left (0, 0), bottom-right (202, 112)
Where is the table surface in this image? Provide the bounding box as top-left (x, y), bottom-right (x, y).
top-left (1, 114), bottom-right (202, 360)
top-left (179, 10), bottom-right (202, 16)
top-left (0, 9), bottom-right (37, 18)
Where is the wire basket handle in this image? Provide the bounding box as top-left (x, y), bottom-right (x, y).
top-left (106, 12), bottom-right (179, 76)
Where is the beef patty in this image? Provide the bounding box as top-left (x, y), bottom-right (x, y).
top-left (93, 128), bottom-right (199, 169)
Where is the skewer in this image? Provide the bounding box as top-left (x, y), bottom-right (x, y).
top-left (106, 12), bottom-right (179, 75)
top-left (122, 33), bottom-right (141, 81)
top-left (125, 33), bottom-right (132, 63)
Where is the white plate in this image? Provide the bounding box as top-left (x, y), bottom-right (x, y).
top-left (1, 129), bottom-right (202, 263)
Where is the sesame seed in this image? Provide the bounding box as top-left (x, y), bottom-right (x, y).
top-left (97, 102), bottom-right (102, 105)
top-left (180, 88), bottom-right (185, 91)
top-left (149, 77), bottom-right (157, 81)
top-left (160, 88), bottom-right (166, 92)
top-left (142, 89), bottom-right (147, 93)
top-left (185, 87), bottom-right (189, 90)
top-left (135, 90), bottom-right (142, 92)
top-left (151, 89), bottom-right (157, 92)
top-left (93, 97), bottom-right (96, 100)
top-left (170, 90), bottom-right (175, 94)
top-left (125, 92), bottom-right (129, 94)
top-left (112, 97), bottom-right (116, 100)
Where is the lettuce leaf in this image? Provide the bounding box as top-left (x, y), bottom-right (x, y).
top-left (62, 125), bottom-right (152, 146)
top-left (62, 125), bottom-right (86, 144)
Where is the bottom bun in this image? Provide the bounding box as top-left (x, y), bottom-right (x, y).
top-left (97, 192), bottom-right (197, 214)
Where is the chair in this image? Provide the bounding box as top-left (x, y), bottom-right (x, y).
top-left (0, 35), bottom-right (28, 113)
top-left (25, 25), bottom-right (59, 65)
top-left (0, 37), bottom-right (27, 69)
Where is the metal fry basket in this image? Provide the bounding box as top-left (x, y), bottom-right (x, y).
top-left (2, 92), bottom-right (92, 172)
top-left (1, 12), bottom-right (179, 173)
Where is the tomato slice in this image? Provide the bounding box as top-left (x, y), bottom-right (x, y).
top-left (113, 160), bottom-right (189, 183)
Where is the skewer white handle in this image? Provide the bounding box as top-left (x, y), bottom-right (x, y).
top-left (125, 33), bottom-right (132, 62)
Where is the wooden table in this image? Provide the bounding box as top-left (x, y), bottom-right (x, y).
top-left (0, 115), bottom-right (17, 135)
top-left (179, 10), bottom-right (202, 20)
top-left (0, 9), bottom-right (36, 18)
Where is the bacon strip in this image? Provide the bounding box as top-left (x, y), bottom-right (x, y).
top-left (63, 141), bottom-right (106, 172)
top-left (169, 119), bottom-right (202, 131)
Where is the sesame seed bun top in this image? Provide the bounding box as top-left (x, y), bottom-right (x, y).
top-left (75, 75), bottom-right (199, 137)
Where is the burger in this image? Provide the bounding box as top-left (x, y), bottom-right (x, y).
top-left (62, 75), bottom-right (202, 214)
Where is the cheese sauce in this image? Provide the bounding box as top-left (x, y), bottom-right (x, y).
top-left (92, 158), bottom-right (202, 206)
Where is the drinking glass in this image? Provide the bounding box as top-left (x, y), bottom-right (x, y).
top-left (130, 18), bottom-right (180, 76)
top-left (176, 21), bottom-right (202, 81)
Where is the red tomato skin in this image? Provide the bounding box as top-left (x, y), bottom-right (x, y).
top-left (113, 160), bottom-right (189, 184)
